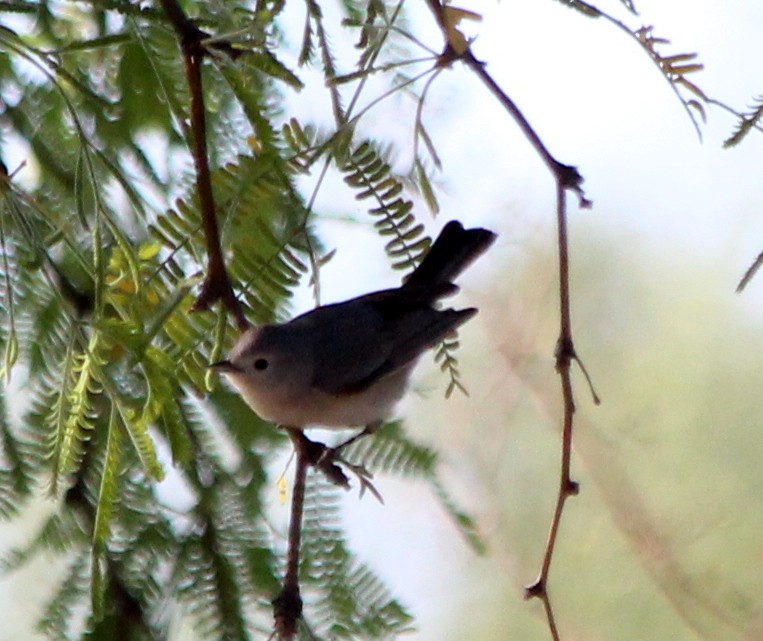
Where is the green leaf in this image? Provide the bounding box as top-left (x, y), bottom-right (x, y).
top-left (92, 404), bottom-right (123, 548)
top-left (118, 396), bottom-right (165, 482)
top-left (414, 158), bottom-right (440, 216)
top-left (90, 548), bottom-right (108, 622)
top-left (251, 49), bottom-right (304, 89)
top-left (50, 332), bottom-right (102, 493)
top-left (339, 140), bottom-right (429, 274)
top-left (142, 346), bottom-right (194, 467)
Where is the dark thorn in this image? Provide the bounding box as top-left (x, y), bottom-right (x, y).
top-left (565, 478), bottom-right (580, 496)
top-left (524, 579), bottom-right (545, 600)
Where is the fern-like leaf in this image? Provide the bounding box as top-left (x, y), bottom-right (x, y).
top-left (724, 95), bottom-right (763, 148)
top-left (92, 404), bottom-right (124, 549)
top-left (344, 421), bottom-right (437, 478)
top-left (114, 393), bottom-right (165, 483)
top-left (174, 530), bottom-right (251, 641)
top-left (1, 508), bottom-right (89, 574)
top-left (344, 422), bottom-right (487, 553)
top-left (634, 26), bottom-right (707, 133)
top-left (339, 140), bottom-right (430, 272)
top-left (37, 551), bottom-right (91, 640)
top-left (49, 330), bottom-right (101, 493)
top-left (301, 475), bottom-right (415, 638)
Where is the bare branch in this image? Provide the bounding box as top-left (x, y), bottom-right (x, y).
top-left (523, 186), bottom-right (581, 633)
top-left (273, 428), bottom-right (309, 640)
top-left (158, 0), bottom-right (248, 330)
top-left (420, 2), bottom-right (596, 639)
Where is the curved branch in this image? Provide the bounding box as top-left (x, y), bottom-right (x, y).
top-left (420, 2), bottom-right (595, 639)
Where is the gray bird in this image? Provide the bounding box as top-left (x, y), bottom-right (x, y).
top-left (212, 220), bottom-right (496, 428)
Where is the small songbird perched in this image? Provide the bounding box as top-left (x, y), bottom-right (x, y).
top-left (212, 220), bottom-right (496, 429)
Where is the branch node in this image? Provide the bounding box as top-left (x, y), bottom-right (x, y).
top-left (554, 162), bottom-right (592, 208)
top-left (565, 478), bottom-right (580, 496)
top-left (315, 448), bottom-right (352, 488)
top-left (435, 44), bottom-right (460, 68)
top-left (273, 584), bottom-right (303, 639)
top-left (523, 578), bottom-right (546, 601)
top-left (554, 335), bottom-right (575, 369)
top-left (191, 266), bottom-right (249, 331)
top-left (286, 430), bottom-right (351, 489)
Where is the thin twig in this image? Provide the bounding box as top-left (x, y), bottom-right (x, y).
top-left (461, 52), bottom-right (586, 200)
top-left (273, 428), bottom-right (309, 640)
top-left (158, 0), bottom-right (248, 330)
top-left (523, 184), bottom-right (581, 641)
top-left (421, 0), bottom-right (591, 209)
top-left (272, 428), bottom-right (357, 638)
top-left (418, 2), bottom-right (593, 639)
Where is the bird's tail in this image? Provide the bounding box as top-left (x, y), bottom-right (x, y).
top-left (403, 220), bottom-right (496, 288)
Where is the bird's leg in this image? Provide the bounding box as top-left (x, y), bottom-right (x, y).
top-left (332, 420), bottom-right (383, 452)
top-left (281, 424), bottom-right (382, 496)
top-left (281, 427), bottom-right (351, 488)
top-left (312, 422), bottom-right (384, 499)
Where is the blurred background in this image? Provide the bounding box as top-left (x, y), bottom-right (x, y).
top-left (318, 1), bottom-right (763, 639)
top-left (4, 0), bottom-right (763, 639)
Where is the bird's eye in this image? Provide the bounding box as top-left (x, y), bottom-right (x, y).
top-left (253, 358), bottom-right (269, 371)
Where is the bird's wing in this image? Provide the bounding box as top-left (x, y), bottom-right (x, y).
top-left (295, 300), bottom-right (395, 394)
top-left (304, 287), bottom-right (474, 394)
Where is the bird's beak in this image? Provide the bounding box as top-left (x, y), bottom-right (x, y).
top-left (209, 359), bottom-right (240, 374)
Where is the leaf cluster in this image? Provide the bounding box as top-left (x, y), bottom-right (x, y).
top-left (0, 0), bottom-right (480, 639)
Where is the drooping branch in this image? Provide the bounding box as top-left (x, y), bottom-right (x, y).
top-left (522, 184), bottom-right (582, 641)
top-left (420, 2), bottom-right (595, 640)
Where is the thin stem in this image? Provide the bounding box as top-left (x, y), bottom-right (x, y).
top-left (413, 67), bottom-right (444, 166)
top-left (418, 3), bottom-right (590, 639)
top-left (524, 186), bottom-right (580, 609)
top-left (421, 0), bottom-right (590, 206)
top-left (273, 428), bottom-right (310, 640)
top-left (285, 432), bottom-right (309, 593)
top-left (597, 13), bottom-right (703, 140)
top-left (556, 184), bottom-right (572, 370)
top-left (159, 0), bottom-right (248, 330)
top-left (462, 53), bottom-right (559, 179)
top-left (344, 0), bottom-right (407, 119)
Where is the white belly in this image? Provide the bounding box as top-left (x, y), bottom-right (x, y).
top-left (226, 365), bottom-right (412, 428)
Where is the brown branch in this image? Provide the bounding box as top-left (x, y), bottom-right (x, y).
top-left (422, 0), bottom-right (591, 208)
top-left (158, 0), bottom-right (248, 331)
top-left (523, 185), bottom-right (581, 641)
top-left (460, 52), bottom-right (588, 206)
top-left (420, 2), bottom-right (595, 639)
top-left (272, 427), bottom-right (368, 638)
top-left (272, 429), bottom-right (310, 640)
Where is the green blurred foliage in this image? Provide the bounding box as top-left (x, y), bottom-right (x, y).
top-left (426, 228), bottom-right (763, 640)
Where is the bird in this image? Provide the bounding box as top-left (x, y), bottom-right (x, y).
top-left (212, 220), bottom-right (496, 429)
